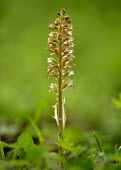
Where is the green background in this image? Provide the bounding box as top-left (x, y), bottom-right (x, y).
top-left (0, 0), bottom-right (121, 134)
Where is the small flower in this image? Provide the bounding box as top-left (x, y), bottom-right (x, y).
top-left (48, 63), bottom-right (54, 68)
top-left (57, 12), bottom-right (61, 16)
top-left (63, 36), bottom-right (74, 42)
top-left (57, 33), bottom-right (62, 40)
top-left (49, 83), bottom-right (58, 94)
top-left (54, 47), bottom-right (59, 56)
top-left (62, 9), bottom-right (66, 15)
top-left (68, 54), bottom-right (75, 58)
top-left (51, 70), bottom-right (58, 79)
top-left (68, 36), bottom-right (74, 41)
top-left (63, 70), bottom-right (74, 78)
top-left (64, 41), bottom-right (74, 47)
top-left (50, 83), bottom-right (53, 89)
top-left (54, 18), bottom-right (60, 26)
top-left (67, 24), bottom-right (72, 30)
top-left (48, 37), bottom-right (53, 44)
top-left (69, 70), bottom-right (74, 76)
top-left (53, 83), bottom-right (58, 94)
top-left (63, 24), bottom-right (72, 31)
top-left (68, 79), bottom-right (73, 86)
top-left (68, 31), bottom-right (72, 36)
top-left (47, 57), bottom-right (52, 63)
top-left (65, 19), bottom-right (71, 23)
top-left (47, 68), bottom-right (51, 73)
top-left (62, 79), bottom-right (73, 90)
top-left (49, 32), bottom-right (57, 36)
top-left (49, 24), bottom-right (55, 30)
top-left (68, 49), bottom-right (73, 54)
top-left (62, 29), bottom-right (72, 36)
top-left (64, 15), bottom-right (70, 20)
top-left (62, 56), bottom-right (73, 68)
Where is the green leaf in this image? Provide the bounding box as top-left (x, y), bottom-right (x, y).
top-left (0, 141), bottom-right (14, 160)
top-left (0, 141), bottom-right (5, 160)
top-left (0, 160), bottom-right (30, 170)
top-left (109, 155), bottom-right (121, 162)
top-left (112, 97), bottom-right (121, 108)
top-left (69, 145), bottom-right (83, 155)
top-left (12, 132), bottom-right (35, 159)
top-left (34, 100), bottom-right (46, 123)
top-left (0, 141), bottom-right (14, 149)
top-left (57, 138), bottom-right (82, 156)
top-left (68, 158), bottom-right (93, 170)
top-left (25, 145), bottom-right (44, 166)
top-left (27, 116), bottom-right (44, 144)
top-left (17, 132), bottom-right (34, 148)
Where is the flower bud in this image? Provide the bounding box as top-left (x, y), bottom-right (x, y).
top-left (49, 24), bottom-right (55, 30)
top-left (62, 79), bottom-right (73, 90)
top-left (65, 19), bottom-right (71, 23)
top-left (54, 18), bottom-right (60, 26)
top-left (57, 33), bottom-right (62, 40)
top-left (63, 24), bottom-right (72, 30)
top-left (64, 15), bottom-right (70, 20)
top-left (62, 9), bottom-right (66, 15)
top-left (49, 32), bottom-right (57, 36)
top-left (57, 12), bottom-right (61, 16)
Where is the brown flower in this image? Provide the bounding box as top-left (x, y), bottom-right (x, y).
top-left (49, 24), bottom-right (55, 30)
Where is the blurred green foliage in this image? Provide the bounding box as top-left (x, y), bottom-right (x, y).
top-left (0, 0), bottom-right (121, 169)
top-left (0, 0), bottom-right (121, 127)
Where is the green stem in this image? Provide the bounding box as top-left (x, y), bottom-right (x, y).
top-left (93, 132), bottom-right (104, 153)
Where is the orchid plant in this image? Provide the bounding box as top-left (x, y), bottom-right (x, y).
top-left (46, 8), bottom-right (75, 155)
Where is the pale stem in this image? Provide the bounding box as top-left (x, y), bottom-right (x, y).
top-left (58, 13), bottom-right (64, 155)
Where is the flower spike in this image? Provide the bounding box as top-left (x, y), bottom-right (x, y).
top-left (46, 9), bottom-right (75, 156)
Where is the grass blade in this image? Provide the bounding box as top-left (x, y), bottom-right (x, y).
top-left (93, 132), bottom-right (104, 153)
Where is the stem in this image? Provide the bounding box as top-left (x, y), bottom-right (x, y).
top-left (93, 132), bottom-right (104, 153)
top-left (58, 13), bottom-right (64, 155)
